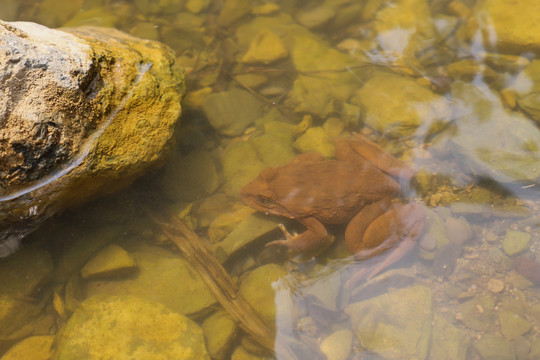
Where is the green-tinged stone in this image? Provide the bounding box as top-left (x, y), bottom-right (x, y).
top-left (80, 245), bottom-right (137, 280)
top-left (515, 61), bottom-right (540, 123)
top-left (213, 214), bottom-right (280, 263)
top-left (160, 149), bottom-right (220, 201)
top-left (202, 88), bottom-right (265, 136)
top-left (238, 264), bottom-right (291, 332)
top-left (0, 295), bottom-right (43, 340)
top-left (202, 310), bottom-right (238, 359)
top-left (218, 0), bottom-right (250, 27)
top-left (502, 230), bottom-right (530, 256)
top-left (499, 310), bottom-right (531, 340)
top-left (231, 346), bottom-right (272, 360)
top-left (474, 334), bottom-right (516, 360)
top-left (208, 207), bottom-right (254, 243)
top-left (1, 335), bottom-right (54, 360)
top-left (459, 295), bottom-right (496, 332)
top-left (37, 0), bottom-right (84, 26)
top-left (531, 340), bottom-right (540, 359)
top-left (185, 0), bottom-right (210, 13)
top-left (350, 71), bottom-right (451, 138)
top-left (52, 295), bottom-right (209, 360)
top-left (345, 285), bottom-right (433, 360)
top-left (294, 127), bottom-right (335, 158)
top-left (222, 130), bottom-right (295, 195)
top-left (63, 7), bottom-right (118, 28)
top-left (296, 3), bottom-right (336, 29)
top-left (429, 313), bottom-right (468, 360)
top-left (0, 247), bottom-right (53, 297)
top-left (222, 141), bottom-right (266, 195)
top-left (54, 225), bottom-right (124, 283)
top-left (85, 247), bottom-right (216, 316)
top-left (286, 34), bottom-right (359, 118)
top-left (251, 132), bottom-right (296, 166)
top-left (241, 29), bottom-right (288, 64)
top-left (320, 329), bottom-right (353, 360)
top-left (129, 22), bottom-right (159, 40)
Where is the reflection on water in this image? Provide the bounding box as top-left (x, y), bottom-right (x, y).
top-left (3, 0), bottom-right (540, 359)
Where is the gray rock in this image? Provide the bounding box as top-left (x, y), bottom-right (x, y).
top-left (0, 21), bottom-right (184, 256)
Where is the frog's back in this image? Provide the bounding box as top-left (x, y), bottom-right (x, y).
top-left (270, 160), bottom-right (399, 223)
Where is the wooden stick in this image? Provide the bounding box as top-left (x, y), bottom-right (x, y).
top-left (142, 198), bottom-right (296, 358)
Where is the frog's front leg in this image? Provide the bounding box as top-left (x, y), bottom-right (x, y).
top-left (266, 217), bottom-right (332, 253)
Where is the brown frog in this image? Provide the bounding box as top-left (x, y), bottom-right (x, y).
top-left (240, 133), bottom-right (425, 279)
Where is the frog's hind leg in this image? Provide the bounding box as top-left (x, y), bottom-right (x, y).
top-left (346, 202), bottom-right (425, 284)
top-left (267, 217), bottom-right (332, 254)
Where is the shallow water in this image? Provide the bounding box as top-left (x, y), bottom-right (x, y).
top-left (3, 0), bottom-right (540, 359)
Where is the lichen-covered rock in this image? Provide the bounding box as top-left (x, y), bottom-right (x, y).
top-left (52, 295), bottom-right (209, 360)
top-left (0, 21), bottom-right (184, 256)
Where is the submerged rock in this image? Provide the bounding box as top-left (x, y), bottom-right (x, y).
top-left (350, 71), bottom-right (452, 138)
top-left (85, 246), bottom-right (216, 316)
top-left (0, 21), bottom-right (185, 257)
top-left (446, 82), bottom-right (540, 184)
top-left (345, 285), bottom-right (433, 360)
top-left (0, 335), bottom-right (54, 360)
top-left (52, 295), bottom-right (209, 360)
top-left (468, 0), bottom-right (540, 55)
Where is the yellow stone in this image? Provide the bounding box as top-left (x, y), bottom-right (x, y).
top-left (80, 245), bottom-right (137, 280)
top-left (469, 0), bottom-right (540, 54)
top-left (1, 336), bottom-right (54, 360)
top-left (241, 29), bottom-right (288, 64)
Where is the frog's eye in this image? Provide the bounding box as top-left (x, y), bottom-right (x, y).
top-left (256, 195), bottom-right (275, 206)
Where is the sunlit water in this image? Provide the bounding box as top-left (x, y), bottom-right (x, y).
top-left (2, 0), bottom-right (540, 359)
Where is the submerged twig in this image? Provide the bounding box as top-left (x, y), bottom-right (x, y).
top-left (141, 195), bottom-right (297, 359)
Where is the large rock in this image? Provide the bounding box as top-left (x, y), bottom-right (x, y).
top-left (52, 295), bottom-right (209, 360)
top-left (0, 21), bottom-right (184, 256)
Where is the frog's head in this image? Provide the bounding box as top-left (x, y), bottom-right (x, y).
top-left (240, 167), bottom-right (292, 218)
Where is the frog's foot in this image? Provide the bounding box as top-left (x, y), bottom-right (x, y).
top-left (266, 217), bottom-right (332, 254)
